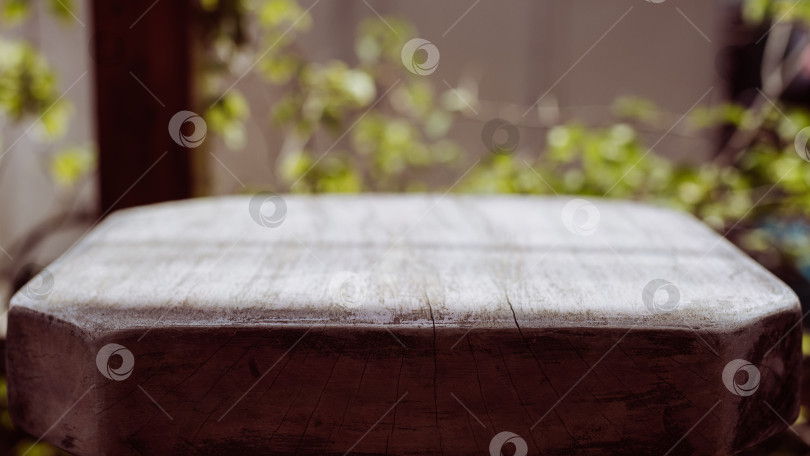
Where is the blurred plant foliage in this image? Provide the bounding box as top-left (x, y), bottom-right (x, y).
top-left (744, 0), bottom-right (810, 23)
top-left (201, 0), bottom-right (462, 192)
top-left (463, 97), bottom-right (810, 271)
top-left (0, 0), bottom-right (94, 188)
top-left (199, 0), bottom-right (810, 275)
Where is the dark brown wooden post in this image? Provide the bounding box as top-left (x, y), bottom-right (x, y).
top-left (91, 0), bottom-right (194, 213)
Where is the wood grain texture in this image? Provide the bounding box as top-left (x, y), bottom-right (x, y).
top-left (6, 195), bottom-right (802, 455)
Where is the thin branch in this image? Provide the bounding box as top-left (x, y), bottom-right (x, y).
top-left (0, 209), bottom-right (97, 283)
top-left (713, 25), bottom-right (806, 165)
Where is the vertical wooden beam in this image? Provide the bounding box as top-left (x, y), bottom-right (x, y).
top-left (91, 0), bottom-right (194, 213)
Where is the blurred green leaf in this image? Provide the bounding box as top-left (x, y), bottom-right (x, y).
top-left (0, 0), bottom-right (29, 24)
top-left (50, 144), bottom-right (95, 186)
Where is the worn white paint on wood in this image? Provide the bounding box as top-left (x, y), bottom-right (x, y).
top-left (10, 195), bottom-right (797, 331)
top-left (6, 195), bottom-right (802, 456)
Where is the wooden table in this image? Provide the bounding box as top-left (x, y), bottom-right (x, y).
top-left (6, 195), bottom-right (801, 455)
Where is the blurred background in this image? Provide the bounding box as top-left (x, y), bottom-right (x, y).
top-left (2, 0), bottom-right (810, 454)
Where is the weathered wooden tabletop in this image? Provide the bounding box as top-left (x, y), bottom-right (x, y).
top-left (6, 194), bottom-right (802, 455)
